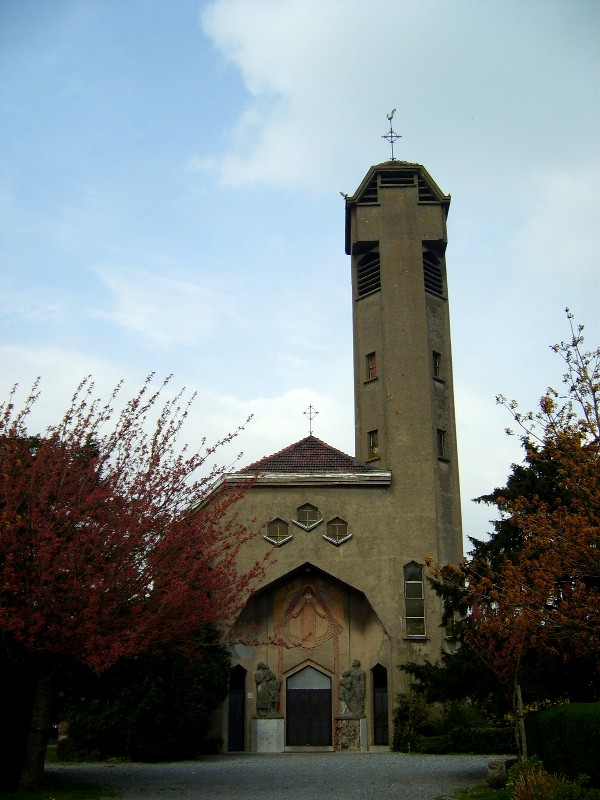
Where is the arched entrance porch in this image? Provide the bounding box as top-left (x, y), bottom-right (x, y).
top-left (227, 563), bottom-right (391, 751)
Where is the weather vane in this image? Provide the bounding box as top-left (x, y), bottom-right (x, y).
top-left (382, 109), bottom-right (401, 161)
top-left (304, 404), bottom-right (319, 436)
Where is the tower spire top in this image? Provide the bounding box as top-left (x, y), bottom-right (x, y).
top-left (382, 109), bottom-right (401, 161)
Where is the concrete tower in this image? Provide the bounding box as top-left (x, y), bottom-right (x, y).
top-left (345, 161), bottom-right (462, 567)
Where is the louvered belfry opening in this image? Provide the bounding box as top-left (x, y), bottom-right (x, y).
top-left (379, 171), bottom-right (416, 190)
top-left (354, 168), bottom-right (440, 205)
top-left (356, 246), bottom-right (381, 298)
top-left (422, 246), bottom-right (444, 297)
top-left (417, 174), bottom-right (437, 201)
top-left (357, 173), bottom-right (379, 203)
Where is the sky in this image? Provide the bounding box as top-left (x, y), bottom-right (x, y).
top-left (1, 0), bottom-right (599, 549)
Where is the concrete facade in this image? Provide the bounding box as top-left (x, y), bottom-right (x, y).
top-left (218, 161), bottom-right (462, 752)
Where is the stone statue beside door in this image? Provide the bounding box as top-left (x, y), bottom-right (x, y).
top-left (339, 659), bottom-right (365, 717)
top-left (255, 662), bottom-right (280, 717)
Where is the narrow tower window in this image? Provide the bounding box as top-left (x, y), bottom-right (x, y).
top-left (368, 429), bottom-right (379, 459)
top-left (404, 562), bottom-right (425, 637)
top-left (437, 429), bottom-right (447, 460)
top-left (366, 352), bottom-right (377, 381)
top-left (432, 351), bottom-right (442, 380)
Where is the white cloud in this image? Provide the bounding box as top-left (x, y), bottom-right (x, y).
top-left (0, 285), bottom-right (73, 325)
top-left (187, 385), bottom-right (355, 470)
top-left (185, 154), bottom-right (219, 174)
top-left (199, 0), bottom-right (598, 195)
top-left (94, 265), bottom-right (234, 349)
top-left (199, 0), bottom-right (405, 189)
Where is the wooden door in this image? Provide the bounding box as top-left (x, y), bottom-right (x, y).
top-left (286, 666), bottom-right (332, 746)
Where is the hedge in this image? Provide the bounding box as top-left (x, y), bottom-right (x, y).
top-left (395, 727), bottom-right (515, 755)
top-left (525, 703), bottom-right (600, 787)
top-left (442, 726), bottom-right (516, 755)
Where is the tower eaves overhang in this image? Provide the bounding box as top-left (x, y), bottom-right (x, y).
top-left (345, 161), bottom-right (451, 255)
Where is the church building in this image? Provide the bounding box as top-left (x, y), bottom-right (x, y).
top-left (218, 157), bottom-right (462, 751)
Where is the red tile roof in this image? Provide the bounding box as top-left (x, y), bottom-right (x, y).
top-left (241, 436), bottom-right (377, 474)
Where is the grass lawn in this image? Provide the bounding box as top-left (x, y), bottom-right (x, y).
top-left (0, 774), bottom-right (120, 800)
top-left (0, 747), bottom-right (120, 800)
top-left (437, 786), bottom-right (511, 800)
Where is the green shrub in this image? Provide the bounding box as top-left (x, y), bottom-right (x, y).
top-left (416, 735), bottom-right (449, 754)
top-left (442, 700), bottom-right (490, 732)
top-left (413, 727), bottom-right (515, 755)
top-left (61, 630), bottom-right (230, 762)
top-left (508, 758), bottom-right (600, 800)
top-left (392, 690), bottom-right (515, 754)
top-left (510, 758), bottom-right (559, 800)
top-left (444, 726), bottom-right (516, 755)
top-left (526, 703), bottom-right (600, 787)
top-left (392, 691), bottom-right (431, 751)
top-left (549, 785), bottom-right (600, 800)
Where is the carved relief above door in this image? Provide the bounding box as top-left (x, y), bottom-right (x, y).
top-left (273, 577), bottom-right (344, 649)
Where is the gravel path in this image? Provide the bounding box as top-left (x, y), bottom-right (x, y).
top-left (49, 752), bottom-right (492, 800)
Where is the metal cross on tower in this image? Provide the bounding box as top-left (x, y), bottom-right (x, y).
top-left (382, 109), bottom-right (401, 161)
top-left (303, 404), bottom-right (319, 436)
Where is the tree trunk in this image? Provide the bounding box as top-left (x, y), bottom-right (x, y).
top-left (514, 682), bottom-right (528, 761)
top-left (19, 672), bottom-right (55, 791)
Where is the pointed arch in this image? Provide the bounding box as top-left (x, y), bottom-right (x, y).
top-left (371, 664), bottom-right (389, 745)
top-left (228, 665), bottom-right (247, 751)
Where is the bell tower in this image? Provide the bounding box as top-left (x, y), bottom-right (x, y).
top-left (345, 160), bottom-right (462, 565)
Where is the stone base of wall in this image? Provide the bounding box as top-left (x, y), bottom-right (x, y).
top-left (251, 717), bottom-right (285, 753)
top-left (334, 717), bottom-right (368, 751)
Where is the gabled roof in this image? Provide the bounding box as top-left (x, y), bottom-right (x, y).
top-left (241, 435), bottom-right (378, 474)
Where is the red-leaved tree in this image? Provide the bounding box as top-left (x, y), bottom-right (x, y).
top-left (0, 375), bottom-right (265, 789)
top-left (430, 312), bottom-right (600, 759)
